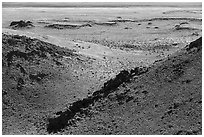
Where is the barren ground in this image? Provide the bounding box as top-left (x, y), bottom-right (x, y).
top-left (2, 4), bottom-right (202, 135)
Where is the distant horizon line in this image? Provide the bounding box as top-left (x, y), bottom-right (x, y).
top-left (2, 2), bottom-right (202, 8)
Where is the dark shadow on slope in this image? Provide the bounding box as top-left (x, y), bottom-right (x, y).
top-left (186, 37), bottom-right (202, 51)
top-left (47, 67), bottom-right (148, 133)
top-left (46, 37), bottom-right (202, 133)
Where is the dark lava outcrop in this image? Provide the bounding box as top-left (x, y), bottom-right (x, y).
top-left (47, 67), bottom-right (148, 133)
top-left (45, 23), bottom-right (92, 29)
top-left (174, 24), bottom-right (199, 30)
top-left (10, 20), bottom-right (34, 29)
top-left (185, 37), bottom-right (202, 51)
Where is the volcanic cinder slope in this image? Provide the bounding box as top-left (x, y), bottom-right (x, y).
top-left (1, 30), bottom-right (154, 134)
top-left (63, 37), bottom-right (201, 135)
top-left (2, 3), bottom-right (202, 135)
top-left (2, 33), bottom-right (202, 134)
top-left (46, 37), bottom-right (202, 135)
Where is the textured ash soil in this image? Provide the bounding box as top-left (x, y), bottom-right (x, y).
top-left (1, 31), bottom-right (154, 134)
top-left (2, 34), bottom-right (202, 135)
top-left (55, 37), bottom-right (202, 135)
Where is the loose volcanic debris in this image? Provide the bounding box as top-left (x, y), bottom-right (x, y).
top-left (152, 37), bottom-right (202, 83)
top-left (174, 130), bottom-right (201, 135)
top-left (2, 33), bottom-right (77, 90)
top-left (2, 29), bottom-right (202, 134)
top-left (29, 73), bottom-right (49, 82)
top-left (47, 67), bottom-right (148, 133)
top-left (10, 20), bottom-right (34, 29)
top-left (3, 34), bottom-right (76, 65)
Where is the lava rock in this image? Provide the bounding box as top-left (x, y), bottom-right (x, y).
top-left (10, 20), bottom-right (34, 29)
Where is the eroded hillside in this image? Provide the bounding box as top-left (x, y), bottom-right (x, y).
top-left (2, 32), bottom-right (159, 134)
top-left (2, 34), bottom-right (201, 135)
top-left (2, 33), bottom-right (134, 134)
top-left (47, 37), bottom-right (202, 135)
